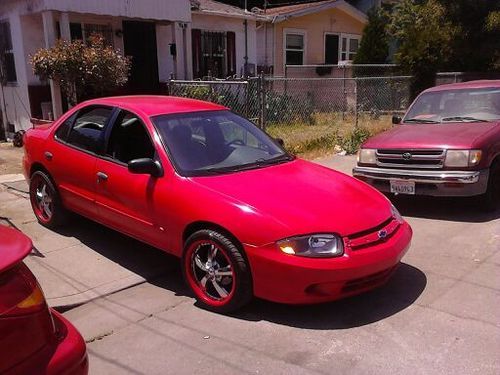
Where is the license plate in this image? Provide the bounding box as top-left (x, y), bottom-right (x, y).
top-left (390, 180), bottom-right (415, 195)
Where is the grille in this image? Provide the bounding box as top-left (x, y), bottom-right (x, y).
top-left (376, 149), bottom-right (445, 169)
top-left (341, 266), bottom-right (397, 293)
top-left (345, 217), bottom-right (400, 251)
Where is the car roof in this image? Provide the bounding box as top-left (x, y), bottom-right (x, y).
top-left (79, 95), bottom-right (228, 117)
top-left (425, 80), bottom-right (500, 93)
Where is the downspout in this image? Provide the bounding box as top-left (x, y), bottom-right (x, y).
top-left (244, 0), bottom-right (248, 76)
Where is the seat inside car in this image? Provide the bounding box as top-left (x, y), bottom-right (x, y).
top-left (108, 115), bottom-right (154, 163)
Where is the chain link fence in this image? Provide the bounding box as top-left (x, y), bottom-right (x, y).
top-left (167, 74), bottom-right (411, 155)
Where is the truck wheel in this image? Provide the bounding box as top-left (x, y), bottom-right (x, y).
top-left (478, 162), bottom-right (500, 212)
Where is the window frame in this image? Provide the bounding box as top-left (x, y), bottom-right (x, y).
top-left (283, 28), bottom-right (307, 68)
top-left (0, 20), bottom-right (17, 84)
top-left (339, 33), bottom-right (361, 62)
top-left (54, 105), bottom-right (117, 156)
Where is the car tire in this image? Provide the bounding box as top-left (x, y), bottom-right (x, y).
top-left (182, 229), bottom-right (253, 313)
top-left (478, 162), bottom-right (500, 212)
top-left (29, 171), bottom-right (67, 228)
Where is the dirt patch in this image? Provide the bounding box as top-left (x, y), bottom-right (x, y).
top-left (0, 142), bottom-right (24, 175)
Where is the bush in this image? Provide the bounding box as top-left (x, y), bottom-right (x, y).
top-left (31, 35), bottom-right (130, 105)
top-left (338, 126), bottom-right (371, 155)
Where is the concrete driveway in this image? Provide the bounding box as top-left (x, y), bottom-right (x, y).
top-left (67, 155), bottom-right (499, 375)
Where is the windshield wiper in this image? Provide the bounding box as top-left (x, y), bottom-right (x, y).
top-left (200, 154), bottom-right (294, 175)
top-left (403, 118), bottom-right (440, 124)
top-left (441, 116), bottom-right (488, 123)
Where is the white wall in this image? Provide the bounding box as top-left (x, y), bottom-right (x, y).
top-left (256, 22), bottom-right (273, 68)
top-left (192, 14), bottom-right (257, 77)
top-left (156, 23), bottom-right (176, 82)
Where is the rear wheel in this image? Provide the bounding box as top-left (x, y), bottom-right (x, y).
top-left (182, 229), bottom-right (253, 313)
top-left (478, 162), bottom-right (500, 211)
top-left (29, 171), bottom-right (67, 228)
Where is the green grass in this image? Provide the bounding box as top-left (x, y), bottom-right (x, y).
top-left (265, 112), bottom-right (393, 159)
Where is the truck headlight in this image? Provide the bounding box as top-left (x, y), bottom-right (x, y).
top-left (357, 149), bottom-right (377, 165)
top-left (444, 150), bottom-right (482, 167)
top-left (277, 234), bottom-right (344, 258)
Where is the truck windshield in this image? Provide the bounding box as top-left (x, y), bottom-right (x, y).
top-left (404, 87), bottom-right (500, 123)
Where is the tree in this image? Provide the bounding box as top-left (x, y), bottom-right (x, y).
top-left (437, 0), bottom-right (500, 72)
top-left (389, 0), bottom-right (457, 99)
top-left (30, 35), bottom-right (131, 106)
top-left (353, 7), bottom-right (390, 65)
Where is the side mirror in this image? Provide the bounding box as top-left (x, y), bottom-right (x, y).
top-left (128, 158), bottom-right (163, 177)
top-left (392, 115), bottom-right (402, 125)
top-left (274, 138), bottom-right (285, 147)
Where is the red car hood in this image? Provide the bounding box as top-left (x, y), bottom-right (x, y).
top-left (191, 159), bottom-right (391, 238)
top-left (0, 226), bottom-right (32, 272)
top-left (364, 122), bottom-right (498, 149)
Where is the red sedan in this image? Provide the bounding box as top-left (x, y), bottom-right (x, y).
top-left (0, 226), bottom-right (88, 374)
top-left (23, 96), bottom-right (412, 313)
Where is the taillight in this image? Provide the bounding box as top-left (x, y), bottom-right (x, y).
top-left (0, 263), bottom-right (47, 317)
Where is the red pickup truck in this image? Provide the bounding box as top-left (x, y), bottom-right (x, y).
top-left (353, 80), bottom-right (500, 209)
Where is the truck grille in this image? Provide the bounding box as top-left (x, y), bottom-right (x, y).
top-left (376, 149), bottom-right (445, 169)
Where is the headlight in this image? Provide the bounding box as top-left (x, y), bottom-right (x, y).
top-left (357, 149), bottom-right (377, 165)
top-left (277, 234), bottom-right (344, 258)
top-left (390, 204), bottom-right (404, 224)
top-left (444, 150), bottom-right (482, 167)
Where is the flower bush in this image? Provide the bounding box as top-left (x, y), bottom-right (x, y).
top-left (30, 35), bottom-right (131, 105)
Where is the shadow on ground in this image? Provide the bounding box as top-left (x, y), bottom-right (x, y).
top-left (230, 263), bottom-right (426, 330)
top-left (52, 214), bottom-right (190, 300)
top-left (390, 195), bottom-right (500, 223)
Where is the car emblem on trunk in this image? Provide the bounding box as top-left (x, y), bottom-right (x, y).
top-left (402, 152), bottom-right (412, 160)
top-left (378, 230), bottom-right (388, 239)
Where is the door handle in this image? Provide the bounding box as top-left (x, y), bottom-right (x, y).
top-left (44, 151), bottom-right (53, 161)
top-left (96, 172), bottom-right (108, 182)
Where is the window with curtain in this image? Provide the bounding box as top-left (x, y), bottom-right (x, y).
top-left (0, 21), bottom-right (17, 83)
top-left (285, 32), bottom-right (305, 65)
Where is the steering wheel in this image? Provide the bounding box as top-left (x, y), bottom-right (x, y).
top-left (80, 122), bottom-right (102, 131)
top-left (227, 139), bottom-right (245, 146)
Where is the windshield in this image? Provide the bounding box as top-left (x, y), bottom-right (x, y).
top-left (404, 87), bottom-right (500, 123)
top-left (152, 110), bottom-right (292, 176)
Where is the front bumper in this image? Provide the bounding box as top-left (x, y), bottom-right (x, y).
top-left (245, 222), bottom-right (412, 304)
top-left (352, 166), bottom-right (489, 197)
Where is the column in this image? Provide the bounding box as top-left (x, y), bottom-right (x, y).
top-left (42, 11), bottom-right (63, 119)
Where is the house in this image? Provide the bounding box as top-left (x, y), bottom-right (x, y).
top-left (255, 0), bottom-right (368, 76)
top-left (0, 0), bottom-right (191, 135)
top-left (190, 0), bottom-right (264, 78)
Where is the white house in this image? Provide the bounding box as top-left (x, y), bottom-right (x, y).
top-left (0, 0), bottom-right (191, 135)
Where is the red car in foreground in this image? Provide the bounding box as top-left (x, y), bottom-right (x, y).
top-left (354, 80), bottom-right (500, 209)
top-left (23, 96), bottom-right (412, 312)
top-left (0, 226), bottom-right (88, 374)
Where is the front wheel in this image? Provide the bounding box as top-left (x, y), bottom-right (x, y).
top-left (478, 163), bottom-right (500, 212)
top-left (182, 229), bottom-right (253, 313)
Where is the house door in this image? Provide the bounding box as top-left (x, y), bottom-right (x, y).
top-left (122, 21), bottom-right (160, 94)
top-left (325, 34), bottom-right (339, 65)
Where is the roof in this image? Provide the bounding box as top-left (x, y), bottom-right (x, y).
top-left (82, 96), bottom-right (227, 117)
top-left (260, 0), bottom-right (367, 23)
top-left (425, 80), bottom-right (500, 93)
top-left (191, 0), bottom-right (263, 20)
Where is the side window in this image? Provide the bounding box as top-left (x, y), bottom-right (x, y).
top-left (54, 112), bottom-right (77, 142)
top-left (106, 111), bottom-right (155, 164)
top-left (66, 107), bottom-right (112, 153)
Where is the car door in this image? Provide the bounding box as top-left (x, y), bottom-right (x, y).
top-left (94, 109), bottom-right (166, 248)
top-left (48, 105), bottom-right (114, 218)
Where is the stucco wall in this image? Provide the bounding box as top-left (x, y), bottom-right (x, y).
top-left (192, 14), bottom-right (257, 77)
top-left (273, 8), bottom-right (366, 76)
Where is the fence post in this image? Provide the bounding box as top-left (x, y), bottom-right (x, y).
top-left (354, 78), bottom-right (359, 128)
top-left (342, 65), bottom-right (346, 121)
top-left (244, 80), bottom-right (249, 119)
top-left (260, 74), bottom-right (267, 131)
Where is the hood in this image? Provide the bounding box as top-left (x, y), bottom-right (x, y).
top-left (0, 226), bottom-right (32, 273)
top-left (191, 159), bottom-right (391, 238)
top-left (364, 122), bottom-right (499, 150)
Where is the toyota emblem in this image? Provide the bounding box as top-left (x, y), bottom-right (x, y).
top-left (402, 152), bottom-right (412, 160)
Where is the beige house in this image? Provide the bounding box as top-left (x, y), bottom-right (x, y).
top-left (255, 0), bottom-right (368, 76)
